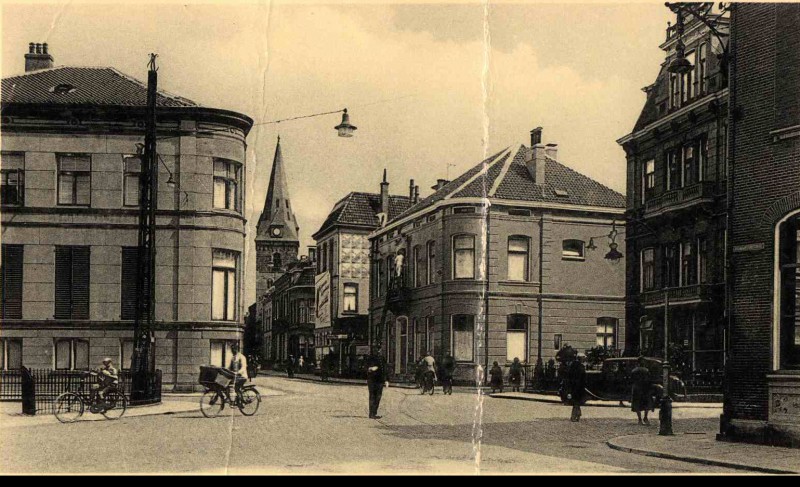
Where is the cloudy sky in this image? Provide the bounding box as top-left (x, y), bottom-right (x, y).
top-left (1, 1), bottom-right (673, 305)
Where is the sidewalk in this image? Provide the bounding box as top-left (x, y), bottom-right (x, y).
top-left (607, 432), bottom-right (800, 474)
top-left (490, 391), bottom-right (723, 409)
top-left (259, 370), bottom-right (419, 389)
top-left (0, 387), bottom-right (284, 428)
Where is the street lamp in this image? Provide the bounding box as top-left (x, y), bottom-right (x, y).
top-left (334, 108), bottom-right (357, 137)
top-left (665, 3), bottom-right (731, 76)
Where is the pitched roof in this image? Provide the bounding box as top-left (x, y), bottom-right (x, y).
top-left (1, 66), bottom-right (198, 108)
top-left (314, 191), bottom-right (413, 238)
top-left (390, 145), bottom-right (624, 225)
top-left (257, 137), bottom-right (300, 242)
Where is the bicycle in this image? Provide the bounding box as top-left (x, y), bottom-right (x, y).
top-left (53, 371), bottom-right (127, 423)
top-left (198, 365), bottom-right (261, 418)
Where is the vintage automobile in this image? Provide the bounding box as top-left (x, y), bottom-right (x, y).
top-left (560, 356), bottom-right (686, 405)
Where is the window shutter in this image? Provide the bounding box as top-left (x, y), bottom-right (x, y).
top-left (121, 247), bottom-right (138, 319)
top-left (71, 247), bottom-right (90, 319)
top-left (1, 245), bottom-right (23, 319)
top-left (54, 247), bottom-right (73, 319)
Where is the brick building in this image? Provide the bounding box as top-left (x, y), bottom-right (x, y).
top-left (267, 258), bottom-right (317, 363)
top-left (369, 129), bottom-right (626, 382)
top-left (617, 9), bottom-right (730, 375)
top-left (0, 44), bottom-right (253, 390)
top-left (312, 172), bottom-right (413, 374)
top-left (720, 3), bottom-right (800, 446)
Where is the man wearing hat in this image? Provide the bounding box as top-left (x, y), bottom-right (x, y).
top-left (93, 357), bottom-right (119, 404)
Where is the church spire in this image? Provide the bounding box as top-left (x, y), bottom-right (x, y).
top-left (256, 137), bottom-right (300, 242)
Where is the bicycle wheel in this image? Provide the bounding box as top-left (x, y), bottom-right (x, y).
top-left (237, 387), bottom-right (261, 416)
top-left (200, 390), bottom-right (225, 418)
top-left (54, 392), bottom-right (84, 423)
top-left (101, 390), bottom-right (127, 420)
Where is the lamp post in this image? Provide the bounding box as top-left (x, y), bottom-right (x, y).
top-left (660, 288), bottom-right (674, 435)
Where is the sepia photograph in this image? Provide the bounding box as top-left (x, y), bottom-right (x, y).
top-left (0, 0), bottom-right (799, 475)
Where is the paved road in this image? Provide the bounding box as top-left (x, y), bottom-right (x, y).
top-left (0, 376), bottom-right (736, 474)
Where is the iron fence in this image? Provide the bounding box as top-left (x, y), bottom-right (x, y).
top-left (0, 368), bottom-right (161, 414)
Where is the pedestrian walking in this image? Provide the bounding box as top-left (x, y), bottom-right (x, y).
top-left (286, 355), bottom-right (296, 378)
top-left (630, 356), bottom-right (654, 425)
top-left (366, 345), bottom-right (388, 419)
top-left (489, 361), bottom-right (504, 393)
top-left (509, 357), bottom-right (524, 392)
top-left (565, 354), bottom-right (586, 422)
top-left (440, 354), bottom-right (455, 395)
top-left (298, 355), bottom-right (305, 371)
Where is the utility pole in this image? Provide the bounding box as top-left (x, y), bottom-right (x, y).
top-left (131, 54), bottom-right (159, 401)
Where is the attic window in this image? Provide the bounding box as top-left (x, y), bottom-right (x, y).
top-left (554, 189), bottom-right (569, 197)
top-left (508, 208), bottom-right (531, 217)
top-left (453, 206), bottom-right (476, 214)
top-left (49, 84), bottom-right (77, 95)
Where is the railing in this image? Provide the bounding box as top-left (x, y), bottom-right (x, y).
top-left (0, 369), bottom-right (162, 414)
top-left (640, 283), bottom-right (721, 306)
top-left (644, 181), bottom-right (716, 215)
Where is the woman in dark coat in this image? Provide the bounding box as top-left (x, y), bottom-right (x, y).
top-left (630, 357), bottom-right (654, 425)
top-left (489, 361), bottom-right (504, 393)
top-left (509, 357), bottom-right (524, 392)
top-left (566, 357), bottom-right (586, 422)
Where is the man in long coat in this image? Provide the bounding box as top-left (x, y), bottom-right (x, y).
top-left (566, 356), bottom-right (586, 422)
top-left (366, 345), bottom-right (388, 419)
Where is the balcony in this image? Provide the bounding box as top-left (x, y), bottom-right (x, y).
top-left (644, 181), bottom-right (717, 218)
top-left (640, 283), bottom-right (722, 307)
top-left (385, 270), bottom-right (412, 314)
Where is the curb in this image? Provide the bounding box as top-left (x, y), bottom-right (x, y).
top-left (606, 435), bottom-right (798, 474)
top-left (489, 393), bottom-right (722, 409)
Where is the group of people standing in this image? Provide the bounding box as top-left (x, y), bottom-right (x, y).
top-left (489, 357), bottom-right (525, 393)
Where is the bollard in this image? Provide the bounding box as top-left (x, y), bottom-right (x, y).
top-left (659, 394), bottom-right (674, 436)
top-left (21, 366), bottom-right (36, 415)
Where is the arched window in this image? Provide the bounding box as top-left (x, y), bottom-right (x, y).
top-left (777, 214), bottom-right (800, 369)
top-left (413, 245), bottom-right (425, 287)
top-left (426, 241), bottom-right (436, 285)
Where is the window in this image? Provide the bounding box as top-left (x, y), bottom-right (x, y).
top-left (451, 314), bottom-right (474, 362)
top-left (212, 249), bottom-right (238, 321)
top-left (55, 246), bottom-right (90, 319)
top-left (343, 283), bottom-right (358, 313)
top-left (554, 334), bottom-right (563, 351)
top-left (562, 240), bottom-right (585, 260)
top-left (1, 245), bottom-right (23, 319)
top-left (120, 247), bottom-right (139, 320)
top-left (596, 318), bottom-right (617, 349)
top-left (669, 73), bottom-right (680, 110)
top-left (123, 155), bottom-right (141, 207)
top-left (642, 159), bottom-right (655, 203)
top-left (666, 149), bottom-right (681, 190)
top-left (697, 43), bottom-right (708, 96)
top-left (778, 215), bottom-right (800, 368)
top-left (426, 241), bottom-right (436, 285)
top-left (508, 208), bottom-right (531, 217)
top-left (272, 252), bottom-right (282, 271)
top-left (213, 159), bottom-right (241, 211)
top-left (426, 316), bottom-right (434, 355)
top-left (1, 153), bottom-right (24, 206)
top-left (681, 241), bottom-right (695, 286)
top-left (507, 237), bottom-right (529, 281)
top-left (453, 235), bottom-right (475, 279)
top-left (664, 244), bottom-right (680, 288)
top-left (120, 339), bottom-right (134, 370)
top-left (414, 245), bottom-right (425, 287)
top-left (682, 50), bottom-right (696, 103)
top-left (329, 242), bottom-right (335, 275)
top-left (453, 206), bottom-right (476, 214)
top-left (210, 340), bottom-right (235, 368)
top-left (506, 314), bottom-right (528, 362)
top-left (57, 154), bottom-right (91, 206)
top-left (697, 237), bottom-right (708, 284)
top-left (682, 144), bottom-right (695, 186)
top-left (0, 339), bottom-right (22, 370)
top-left (641, 248), bottom-right (656, 291)
top-left (55, 338), bottom-right (89, 370)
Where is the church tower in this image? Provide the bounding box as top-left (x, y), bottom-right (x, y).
top-left (256, 137), bottom-right (300, 298)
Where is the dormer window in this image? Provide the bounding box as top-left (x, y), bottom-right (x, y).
top-left (49, 83), bottom-right (77, 95)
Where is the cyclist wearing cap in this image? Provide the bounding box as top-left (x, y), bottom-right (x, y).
top-left (92, 358), bottom-right (119, 404)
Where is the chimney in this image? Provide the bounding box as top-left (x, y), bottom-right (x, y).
top-left (431, 179), bottom-right (450, 191)
top-left (380, 169), bottom-right (390, 216)
top-left (409, 179), bottom-right (415, 200)
top-left (545, 143), bottom-right (558, 161)
top-left (25, 42), bottom-right (54, 72)
top-left (530, 126), bottom-right (543, 146)
top-left (414, 185), bottom-right (420, 203)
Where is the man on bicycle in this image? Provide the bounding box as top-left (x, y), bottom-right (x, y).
top-left (420, 352), bottom-right (437, 394)
top-left (92, 357), bottom-right (119, 404)
top-left (227, 343), bottom-right (248, 403)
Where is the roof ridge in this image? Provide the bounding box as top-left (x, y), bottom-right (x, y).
top-left (105, 67), bottom-right (200, 106)
top-left (443, 146), bottom-right (511, 200)
top-left (489, 145), bottom-right (525, 197)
